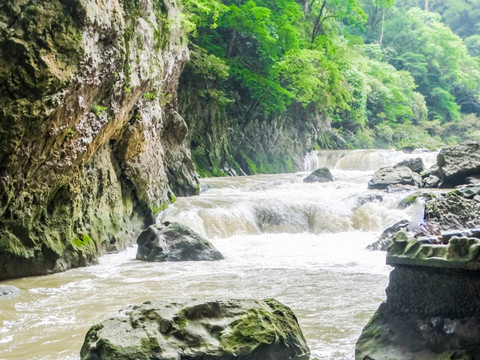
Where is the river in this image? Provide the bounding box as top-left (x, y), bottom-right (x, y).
top-left (0, 149), bottom-right (437, 360)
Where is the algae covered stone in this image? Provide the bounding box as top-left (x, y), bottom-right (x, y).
top-left (357, 232), bottom-right (480, 360)
top-left (136, 222), bottom-right (224, 262)
top-left (80, 298), bottom-right (310, 360)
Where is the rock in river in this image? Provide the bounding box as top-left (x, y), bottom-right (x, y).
top-left (357, 232), bottom-right (480, 359)
top-left (437, 141), bottom-right (480, 186)
top-left (80, 298), bottom-right (311, 360)
top-left (0, 285), bottom-right (20, 297)
top-left (394, 157), bottom-right (424, 174)
top-left (303, 167), bottom-right (333, 183)
top-left (368, 166), bottom-right (421, 190)
top-left (136, 222), bottom-right (224, 262)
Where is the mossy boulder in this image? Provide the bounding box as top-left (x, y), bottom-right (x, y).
top-left (80, 299), bottom-right (310, 360)
top-left (303, 167), bottom-right (333, 183)
top-left (136, 222), bottom-right (224, 262)
top-left (357, 233), bottom-right (480, 360)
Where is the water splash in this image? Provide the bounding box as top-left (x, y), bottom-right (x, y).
top-left (304, 149), bottom-right (438, 172)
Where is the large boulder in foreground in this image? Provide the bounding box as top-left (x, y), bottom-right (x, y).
top-left (80, 298), bottom-right (310, 360)
top-left (303, 167), bottom-right (333, 183)
top-left (136, 222), bottom-right (224, 262)
top-left (357, 232), bottom-right (480, 360)
top-left (368, 166), bottom-right (421, 190)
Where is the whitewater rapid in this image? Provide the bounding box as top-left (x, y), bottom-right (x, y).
top-left (0, 149), bottom-right (437, 360)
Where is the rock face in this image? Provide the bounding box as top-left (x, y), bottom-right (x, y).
top-left (303, 167), bottom-right (333, 183)
top-left (423, 142), bottom-right (480, 188)
top-left (437, 141), bottom-right (480, 186)
top-left (136, 222), bottom-right (223, 262)
top-left (368, 166), bottom-right (421, 190)
top-left (0, 0), bottom-right (198, 279)
top-left (80, 298), bottom-right (311, 360)
top-left (427, 190), bottom-right (480, 231)
top-left (357, 232), bottom-right (480, 360)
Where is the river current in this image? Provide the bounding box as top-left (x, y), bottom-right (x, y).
top-left (0, 149), bottom-right (437, 360)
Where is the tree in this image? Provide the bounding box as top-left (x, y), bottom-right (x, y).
top-left (382, 7), bottom-right (480, 121)
top-left (305, 0), bottom-right (367, 44)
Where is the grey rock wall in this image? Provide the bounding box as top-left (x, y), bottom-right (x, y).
top-left (0, 0), bottom-right (198, 279)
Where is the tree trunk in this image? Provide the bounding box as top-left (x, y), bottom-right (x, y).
top-left (425, 0), bottom-right (429, 11)
top-left (379, 8), bottom-right (385, 48)
top-left (227, 29), bottom-right (237, 58)
top-left (311, 0), bottom-right (327, 44)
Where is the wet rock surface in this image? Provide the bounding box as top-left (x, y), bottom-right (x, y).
top-left (423, 142), bottom-right (480, 188)
top-left (303, 167), bottom-right (333, 183)
top-left (367, 220), bottom-right (409, 251)
top-left (368, 166), bottom-right (421, 190)
top-left (357, 233), bottom-right (480, 360)
top-left (136, 222), bottom-right (224, 262)
top-left (394, 157), bottom-right (424, 173)
top-left (80, 298), bottom-right (310, 360)
top-left (0, 0), bottom-right (198, 279)
top-left (0, 285), bottom-right (20, 297)
top-left (355, 194), bottom-right (383, 207)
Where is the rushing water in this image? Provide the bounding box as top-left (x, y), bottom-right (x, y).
top-left (0, 150), bottom-right (437, 360)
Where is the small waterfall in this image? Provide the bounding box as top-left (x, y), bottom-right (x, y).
top-left (304, 149), bottom-right (438, 172)
top-left (160, 171), bottom-right (414, 239)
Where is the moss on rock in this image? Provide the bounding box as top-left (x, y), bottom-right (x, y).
top-left (0, 0), bottom-right (198, 279)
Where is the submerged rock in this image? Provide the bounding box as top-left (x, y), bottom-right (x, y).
top-left (0, 0), bottom-right (198, 279)
top-left (357, 233), bottom-right (480, 359)
top-left (303, 167), bottom-right (333, 183)
top-left (80, 298), bottom-right (310, 360)
top-left (354, 194), bottom-right (383, 207)
top-left (0, 285), bottom-right (20, 297)
top-left (136, 222), bottom-right (224, 262)
top-left (368, 166), bottom-right (421, 190)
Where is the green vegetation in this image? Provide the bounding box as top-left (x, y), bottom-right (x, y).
top-left (91, 104), bottom-right (107, 116)
top-left (178, 0), bottom-right (480, 176)
top-left (72, 234), bottom-right (93, 248)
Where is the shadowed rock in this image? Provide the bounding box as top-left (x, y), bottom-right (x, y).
top-left (303, 167), bottom-right (333, 183)
top-left (80, 298), bottom-right (310, 360)
top-left (136, 222), bottom-right (224, 262)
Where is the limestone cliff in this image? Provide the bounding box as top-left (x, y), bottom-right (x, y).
top-left (0, 0), bottom-right (198, 279)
